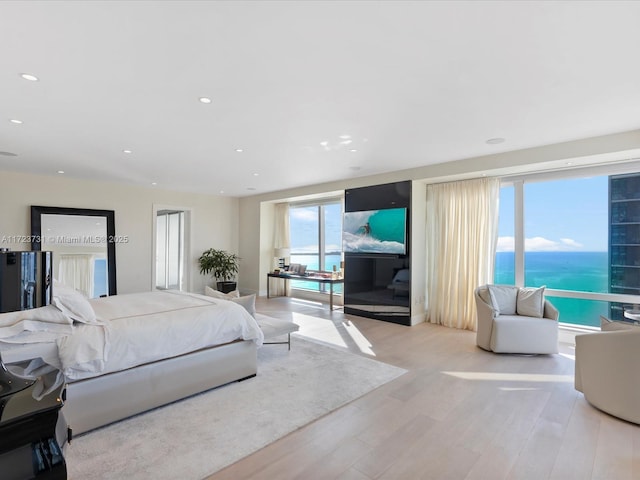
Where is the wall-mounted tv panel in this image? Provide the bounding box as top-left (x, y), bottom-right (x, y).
top-left (343, 180), bottom-right (412, 325)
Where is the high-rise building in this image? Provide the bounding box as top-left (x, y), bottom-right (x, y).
top-left (609, 173), bottom-right (640, 320)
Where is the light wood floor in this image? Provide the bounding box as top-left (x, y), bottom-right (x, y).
top-left (207, 296), bottom-right (639, 480)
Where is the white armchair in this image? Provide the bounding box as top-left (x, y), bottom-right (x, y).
top-left (575, 326), bottom-right (640, 424)
top-left (475, 285), bottom-right (559, 354)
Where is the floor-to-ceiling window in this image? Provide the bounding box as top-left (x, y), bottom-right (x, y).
top-left (494, 164), bottom-right (640, 328)
top-left (289, 200), bottom-right (342, 294)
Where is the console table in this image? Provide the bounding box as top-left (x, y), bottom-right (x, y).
top-left (267, 273), bottom-right (343, 310)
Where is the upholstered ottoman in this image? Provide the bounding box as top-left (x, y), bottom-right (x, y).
top-left (255, 313), bottom-right (299, 350)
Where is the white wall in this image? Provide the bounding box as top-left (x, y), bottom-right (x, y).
top-left (410, 180), bottom-right (427, 325)
top-left (0, 171), bottom-right (239, 295)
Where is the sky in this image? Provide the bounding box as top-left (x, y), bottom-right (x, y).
top-left (497, 175), bottom-right (609, 252)
top-left (290, 203), bottom-right (342, 253)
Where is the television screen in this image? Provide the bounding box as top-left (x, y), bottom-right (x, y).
top-left (343, 207), bottom-right (406, 254)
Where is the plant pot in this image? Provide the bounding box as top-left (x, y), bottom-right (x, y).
top-left (217, 281), bottom-right (237, 293)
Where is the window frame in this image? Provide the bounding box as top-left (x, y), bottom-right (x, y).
top-left (498, 161), bottom-right (640, 324)
top-left (288, 198), bottom-right (343, 294)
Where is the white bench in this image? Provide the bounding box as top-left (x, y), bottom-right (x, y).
top-left (255, 313), bottom-right (300, 350)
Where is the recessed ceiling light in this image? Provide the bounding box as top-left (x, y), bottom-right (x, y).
top-left (235, 148), bottom-right (243, 153)
top-left (199, 97), bottom-right (212, 104)
top-left (151, 182), bottom-right (157, 186)
top-left (20, 73), bottom-right (39, 81)
top-left (486, 137), bottom-right (505, 145)
top-left (0, 151), bottom-right (17, 157)
top-left (219, 190), bottom-right (224, 194)
top-left (123, 149), bottom-right (133, 154)
top-left (349, 149), bottom-right (357, 153)
top-left (57, 170), bottom-right (64, 174)
top-left (253, 173), bottom-right (259, 176)
top-left (339, 135), bottom-right (351, 140)
top-left (10, 119), bottom-right (23, 124)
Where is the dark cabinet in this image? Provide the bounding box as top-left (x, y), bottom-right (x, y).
top-left (344, 181), bottom-right (412, 325)
top-left (0, 358), bottom-right (68, 480)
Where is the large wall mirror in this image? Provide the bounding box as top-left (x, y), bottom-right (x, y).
top-left (31, 206), bottom-right (117, 297)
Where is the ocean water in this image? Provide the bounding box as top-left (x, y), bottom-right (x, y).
top-left (288, 254), bottom-right (343, 293)
top-left (343, 208), bottom-right (406, 254)
top-left (495, 251), bottom-right (609, 327)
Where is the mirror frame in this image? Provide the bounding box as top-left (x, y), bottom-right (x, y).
top-left (30, 206), bottom-right (117, 295)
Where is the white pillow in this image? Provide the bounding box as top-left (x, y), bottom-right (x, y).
top-left (516, 286), bottom-right (545, 318)
top-left (231, 294), bottom-right (256, 318)
top-left (52, 282), bottom-right (98, 324)
top-left (487, 285), bottom-right (518, 315)
top-left (204, 286), bottom-right (240, 299)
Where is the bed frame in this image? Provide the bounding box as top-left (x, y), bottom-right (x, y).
top-left (63, 339), bottom-right (257, 435)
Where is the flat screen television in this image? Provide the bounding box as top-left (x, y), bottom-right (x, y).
top-left (343, 207), bottom-right (407, 254)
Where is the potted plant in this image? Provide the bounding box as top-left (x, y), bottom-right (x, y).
top-left (198, 248), bottom-right (240, 293)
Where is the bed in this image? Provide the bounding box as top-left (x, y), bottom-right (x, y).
top-left (0, 288), bottom-right (263, 435)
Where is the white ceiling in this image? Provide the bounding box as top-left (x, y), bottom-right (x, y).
top-left (1, 1), bottom-right (640, 197)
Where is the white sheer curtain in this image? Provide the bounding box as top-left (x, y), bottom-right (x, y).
top-left (58, 254), bottom-right (95, 298)
top-left (426, 177), bottom-right (500, 331)
top-left (272, 203), bottom-right (291, 296)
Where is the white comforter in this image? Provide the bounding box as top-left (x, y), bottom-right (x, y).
top-left (57, 290), bottom-right (263, 381)
top-left (0, 305), bottom-right (74, 344)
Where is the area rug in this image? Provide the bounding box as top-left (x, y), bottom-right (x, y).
top-left (65, 336), bottom-right (407, 480)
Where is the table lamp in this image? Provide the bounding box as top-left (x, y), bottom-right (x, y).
top-left (273, 247), bottom-right (290, 270)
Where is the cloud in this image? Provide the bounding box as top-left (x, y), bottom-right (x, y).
top-left (496, 236), bottom-right (584, 252)
top-left (290, 209), bottom-right (317, 221)
top-left (560, 238), bottom-right (583, 248)
top-left (496, 236), bottom-right (514, 252)
top-left (291, 244), bottom-right (320, 254)
top-left (526, 236), bottom-right (562, 251)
